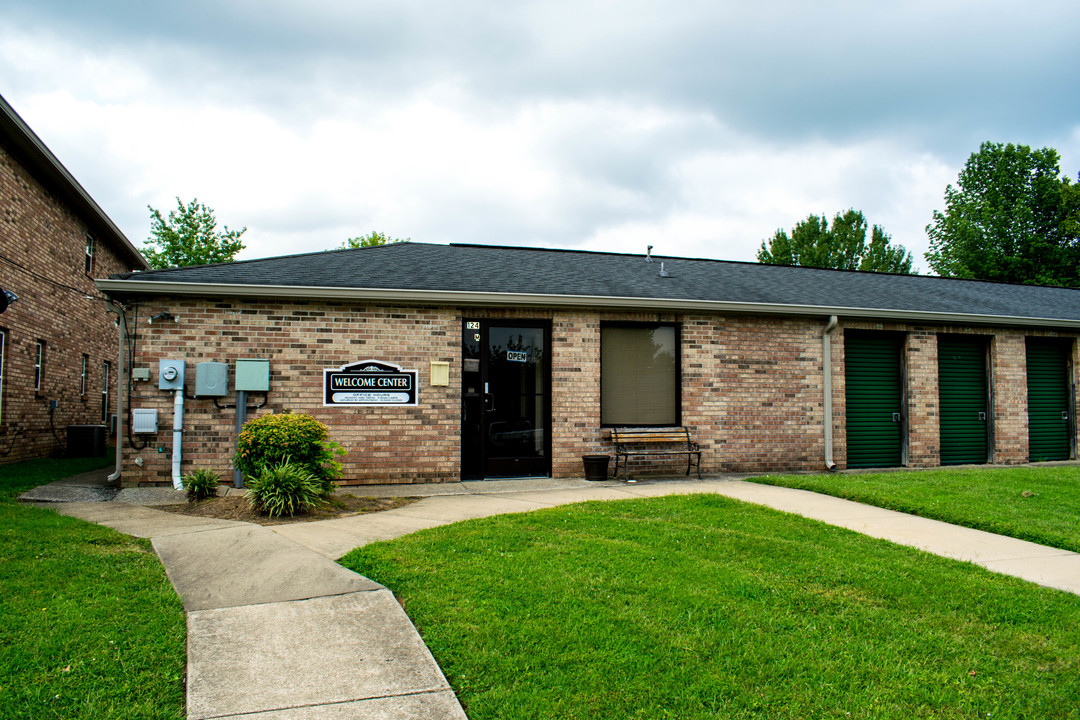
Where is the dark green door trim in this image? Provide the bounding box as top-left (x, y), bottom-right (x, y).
top-left (937, 335), bottom-right (990, 465)
top-left (1026, 338), bottom-right (1074, 462)
top-left (845, 331), bottom-right (906, 468)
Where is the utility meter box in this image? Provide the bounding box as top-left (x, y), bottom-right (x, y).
top-left (195, 362), bottom-right (229, 397)
top-left (235, 359), bottom-right (270, 392)
top-left (158, 359), bottom-right (185, 390)
top-left (131, 408), bottom-right (158, 434)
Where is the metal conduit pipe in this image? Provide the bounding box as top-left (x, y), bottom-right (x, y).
top-left (822, 315), bottom-right (839, 471)
top-left (172, 389), bottom-right (184, 490)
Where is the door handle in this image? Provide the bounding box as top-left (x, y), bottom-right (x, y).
top-left (892, 412), bottom-right (901, 422)
top-left (1064, 412), bottom-right (1071, 421)
top-left (979, 412), bottom-right (986, 422)
top-left (484, 394), bottom-right (495, 413)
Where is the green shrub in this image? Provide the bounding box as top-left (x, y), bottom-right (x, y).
top-left (245, 459), bottom-right (326, 517)
top-left (234, 411), bottom-right (345, 491)
top-left (183, 468), bottom-right (221, 503)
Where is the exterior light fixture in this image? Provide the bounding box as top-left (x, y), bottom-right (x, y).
top-left (0, 288), bottom-right (18, 314)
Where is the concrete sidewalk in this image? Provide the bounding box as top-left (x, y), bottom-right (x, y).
top-left (274, 477), bottom-right (1080, 596)
top-left (35, 472), bottom-right (1080, 720)
top-left (47, 499), bottom-right (467, 720)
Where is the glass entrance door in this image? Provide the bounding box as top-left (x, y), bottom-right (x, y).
top-left (461, 320), bottom-right (551, 479)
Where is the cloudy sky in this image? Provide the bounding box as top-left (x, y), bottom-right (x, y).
top-left (3, 1), bottom-right (1078, 270)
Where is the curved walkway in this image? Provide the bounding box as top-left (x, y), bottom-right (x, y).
top-left (32, 473), bottom-right (1080, 719)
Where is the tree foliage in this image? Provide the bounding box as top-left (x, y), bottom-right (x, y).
top-left (758, 209), bottom-right (915, 274)
top-left (142, 197), bottom-right (246, 269)
top-left (340, 231), bottom-right (409, 249)
top-left (925, 142), bottom-right (1080, 287)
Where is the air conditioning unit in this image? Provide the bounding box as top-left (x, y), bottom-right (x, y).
top-left (67, 424), bottom-right (106, 458)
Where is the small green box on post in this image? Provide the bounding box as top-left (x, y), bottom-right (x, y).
top-left (234, 359), bottom-right (270, 392)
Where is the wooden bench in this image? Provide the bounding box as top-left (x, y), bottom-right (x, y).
top-left (610, 427), bottom-right (702, 482)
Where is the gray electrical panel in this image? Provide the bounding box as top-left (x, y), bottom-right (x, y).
top-left (131, 408), bottom-right (158, 433)
top-left (158, 359), bottom-right (185, 390)
top-left (195, 362), bottom-right (229, 397)
top-left (235, 359), bottom-right (270, 392)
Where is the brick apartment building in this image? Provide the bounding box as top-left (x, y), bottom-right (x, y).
top-left (1, 94), bottom-right (149, 464)
top-left (95, 242), bottom-right (1080, 487)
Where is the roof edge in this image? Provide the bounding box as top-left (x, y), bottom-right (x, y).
top-left (0, 93), bottom-right (149, 271)
top-left (95, 278), bottom-right (1080, 329)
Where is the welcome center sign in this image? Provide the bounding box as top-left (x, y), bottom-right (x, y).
top-left (323, 360), bottom-right (418, 407)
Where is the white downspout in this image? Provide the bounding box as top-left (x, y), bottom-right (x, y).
top-left (106, 301), bottom-right (126, 486)
top-left (172, 389), bottom-right (184, 490)
top-left (822, 315), bottom-right (839, 471)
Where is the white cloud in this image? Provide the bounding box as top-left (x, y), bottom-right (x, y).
top-left (2, 1), bottom-right (1078, 271)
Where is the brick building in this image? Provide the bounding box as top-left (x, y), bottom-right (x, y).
top-left (1, 94), bottom-right (149, 464)
top-left (96, 243), bottom-right (1080, 487)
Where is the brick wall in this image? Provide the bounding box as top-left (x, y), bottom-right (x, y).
top-left (905, 327), bottom-right (941, 466)
top-left (121, 302), bottom-right (845, 484)
top-left (116, 293), bottom-right (1080, 485)
top-left (838, 321), bottom-right (1079, 469)
top-left (683, 314), bottom-right (828, 472)
top-left (1074, 339), bottom-right (1080, 459)
top-left (992, 333), bottom-right (1028, 464)
top-left (122, 298), bottom-right (461, 485)
top-left (550, 311), bottom-right (603, 477)
top-left (0, 142), bottom-right (135, 463)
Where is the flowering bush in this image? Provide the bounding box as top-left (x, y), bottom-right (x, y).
top-left (234, 411), bottom-right (344, 493)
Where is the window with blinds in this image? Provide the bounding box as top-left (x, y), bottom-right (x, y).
top-left (600, 323), bottom-right (679, 426)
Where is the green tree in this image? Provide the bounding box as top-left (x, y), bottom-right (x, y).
top-left (758, 209), bottom-right (915, 273)
top-left (339, 231), bottom-right (409, 249)
top-left (925, 142), bottom-right (1079, 286)
top-left (142, 197), bottom-right (246, 269)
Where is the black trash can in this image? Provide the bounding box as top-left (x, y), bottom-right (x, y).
top-left (582, 454), bottom-right (611, 481)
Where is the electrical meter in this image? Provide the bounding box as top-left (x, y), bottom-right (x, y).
top-left (158, 359), bottom-right (185, 390)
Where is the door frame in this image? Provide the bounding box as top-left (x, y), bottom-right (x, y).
top-left (460, 318), bottom-right (552, 480)
top-left (937, 334), bottom-right (992, 465)
top-left (1026, 337), bottom-right (1077, 462)
top-left (843, 330), bottom-right (908, 468)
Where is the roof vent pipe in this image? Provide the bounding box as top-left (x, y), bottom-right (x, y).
top-left (822, 315), bottom-right (839, 471)
top-left (646, 245), bottom-right (653, 262)
top-left (658, 262), bottom-right (670, 278)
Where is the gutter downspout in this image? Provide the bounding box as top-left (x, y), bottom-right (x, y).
top-left (822, 315), bottom-right (839, 471)
top-left (106, 301), bottom-right (126, 487)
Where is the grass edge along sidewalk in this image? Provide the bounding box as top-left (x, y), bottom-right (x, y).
top-left (0, 455), bottom-right (185, 720)
top-left (753, 464), bottom-right (1080, 554)
top-left (344, 493), bottom-right (1080, 720)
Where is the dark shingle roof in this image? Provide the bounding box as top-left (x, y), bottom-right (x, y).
top-left (102, 242), bottom-right (1080, 326)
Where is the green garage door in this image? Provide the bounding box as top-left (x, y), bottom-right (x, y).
top-left (938, 336), bottom-right (989, 465)
top-left (845, 333), bottom-right (904, 468)
top-left (1026, 339), bottom-right (1072, 462)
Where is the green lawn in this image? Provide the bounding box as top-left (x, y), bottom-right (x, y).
top-left (0, 454), bottom-right (186, 720)
top-left (343, 494), bottom-right (1080, 720)
top-left (753, 464), bottom-right (1080, 553)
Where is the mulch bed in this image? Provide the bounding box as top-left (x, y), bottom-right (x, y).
top-left (156, 493), bottom-right (421, 526)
